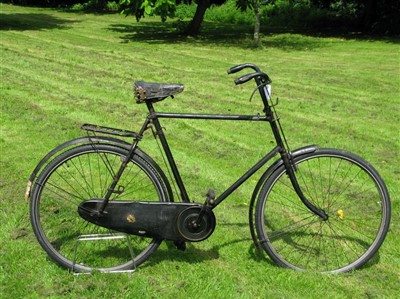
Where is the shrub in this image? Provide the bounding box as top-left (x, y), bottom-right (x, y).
top-left (175, 2), bottom-right (197, 20)
top-left (205, 0), bottom-right (253, 26)
top-left (69, 0), bottom-right (120, 12)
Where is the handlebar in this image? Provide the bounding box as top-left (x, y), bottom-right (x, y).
top-left (227, 63), bottom-right (273, 108)
top-left (228, 63), bottom-right (272, 85)
top-left (227, 63), bottom-right (261, 74)
top-left (234, 71), bottom-right (271, 85)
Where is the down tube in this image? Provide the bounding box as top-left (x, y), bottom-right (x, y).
top-left (212, 146), bottom-right (281, 208)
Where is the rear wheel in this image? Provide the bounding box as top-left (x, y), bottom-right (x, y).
top-left (255, 148), bottom-right (391, 273)
top-left (30, 144), bottom-right (168, 272)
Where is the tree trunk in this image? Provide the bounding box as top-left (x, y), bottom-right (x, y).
top-left (186, 0), bottom-right (210, 35)
top-left (253, 0), bottom-right (261, 47)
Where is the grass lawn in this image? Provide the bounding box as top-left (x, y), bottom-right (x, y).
top-left (1, 4), bottom-right (399, 298)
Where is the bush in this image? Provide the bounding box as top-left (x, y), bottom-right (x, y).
top-left (175, 0), bottom-right (359, 32)
top-left (205, 0), bottom-right (253, 26)
top-left (175, 2), bottom-right (197, 20)
top-left (176, 0), bottom-right (253, 26)
top-left (262, 0), bottom-right (334, 29)
top-left (69, 0), bottom-right (120, 12)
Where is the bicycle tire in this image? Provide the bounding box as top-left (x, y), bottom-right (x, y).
top-left (30, 144), bottom-right (168, 272)
top-left (255, 148), bottom-right (391, 273)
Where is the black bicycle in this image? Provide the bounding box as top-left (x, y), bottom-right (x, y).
top-left (26, 63), bottom-right (391, 274)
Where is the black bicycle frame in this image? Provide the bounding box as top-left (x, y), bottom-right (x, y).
top-left (100, 86), bottom-right (327, 220)
top-left (145, 103), bottom-right (282, 208)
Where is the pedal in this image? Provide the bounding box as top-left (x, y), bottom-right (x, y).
top-left (174, 241), bottom-right (186, 251)
top-left (190, 190), bottom-right (217, 235)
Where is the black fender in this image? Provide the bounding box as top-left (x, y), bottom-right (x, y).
top-left (248, 145), bottom-right (318, 251)
top-left (25, 136), bottom-right (174, 202)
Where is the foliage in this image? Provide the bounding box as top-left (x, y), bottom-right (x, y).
top-left (175, 1), bottom-right (196, 19)
top-left (202, 0), bottom-right (254, 25)
top-left (262, 0), bottom-right (336, 29)
top-left (3, 0), bottom-right (398, 34)
top-left (120, 0), bottom-right (400, 34)
top-left (311, 0), bottom-right (400, 33)
top-left (120, 0), bottom-right (176, 21)
top-left (69, 0), bottom-right (120, 12)
top-left (119, 0), bottom-right (249, 34)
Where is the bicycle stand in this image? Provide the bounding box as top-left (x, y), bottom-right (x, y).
top-left (72, 233), bottom-right (136, 277)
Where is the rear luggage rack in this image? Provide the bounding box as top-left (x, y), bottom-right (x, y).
top-left (81, 124), bottom-right (141, 139)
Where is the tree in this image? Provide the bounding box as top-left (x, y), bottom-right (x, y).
top-left (120, 0), bottom-right (399, 43)
top-left (120, 0), bottom-right (250, 36)
top-left (253, 0), bottom-right (261, 47)
top-left (187, 0), bottom-right (211, 35)
top-left (120, 0), bottom-right (263, 46)
top-left (236, 0), bottom-right (269, 47)
top-left (120, 0), bottom-right (177, 22)
top-left (311, 0), bottom-right (399, 33)
top-left (187, 0), bottom-right (264, 45)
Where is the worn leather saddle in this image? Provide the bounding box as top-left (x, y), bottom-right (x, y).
top-left (134, 81), bottom-right (184, 104)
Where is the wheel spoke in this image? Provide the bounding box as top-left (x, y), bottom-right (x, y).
top-left (267, 215), bottom-right (319, 241)
top-left (31, 145), bottom-right (166, 272)
top-left (256, 149), bottom-right (390, 273)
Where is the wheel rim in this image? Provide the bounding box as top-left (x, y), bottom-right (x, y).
top-left (258, 152), bottom-right (389, 273)
top-left (31, 145), bottom-right (166, 272)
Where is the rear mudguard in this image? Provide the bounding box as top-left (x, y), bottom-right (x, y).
top-left (248, 145), bottom-right (318, 251)
top-left (25, 135), bottom-right (174, 202)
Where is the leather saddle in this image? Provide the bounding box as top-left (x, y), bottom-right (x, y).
top-left (134, 81), bottom-right (184, 104)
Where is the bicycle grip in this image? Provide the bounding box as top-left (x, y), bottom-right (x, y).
top-left (234, 72), bottom-right (268, 85)
top-left (227, 63), bottom-right (260, 74)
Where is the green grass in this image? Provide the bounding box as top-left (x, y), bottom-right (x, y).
top-left (1, 4), bottom-right (399, 298)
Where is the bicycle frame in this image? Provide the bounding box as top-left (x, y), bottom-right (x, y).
top-left (96, 66), bottom-right (328, 220)
top-left (146, 104), bottom-right (281, 208)
top-left (99, 96), bottom-right (327, 221)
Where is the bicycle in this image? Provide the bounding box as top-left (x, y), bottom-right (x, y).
top-left (26, 63), bottom-right (391, 274)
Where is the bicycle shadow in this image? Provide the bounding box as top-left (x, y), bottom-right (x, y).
top-left (143, 218), bottom-right (382, 271)
top-left (247, 227), bottom-right (383, 271)
top-left (140, 239), bottom-right (277, 271)
top-left (141, 220), bottom-right (277, 269)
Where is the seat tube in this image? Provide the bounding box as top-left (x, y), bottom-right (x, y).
top-left (146, 102), bottom-right (190, 202)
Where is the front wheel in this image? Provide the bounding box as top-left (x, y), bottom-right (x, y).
top-left (30, 144), bottom-right (168, 272)
top-left (255, 148), bottom-right (391, 273)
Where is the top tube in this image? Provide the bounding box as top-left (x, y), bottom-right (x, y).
top-left (151, 112), bottom-right (271, 122)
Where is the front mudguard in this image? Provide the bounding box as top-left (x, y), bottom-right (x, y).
top-left (248, 145), bottom-right (318, 251)
top-left (25, 135), bottom-right (174, 202)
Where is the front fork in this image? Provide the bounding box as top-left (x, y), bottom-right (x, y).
top-left (260, 83), bottom-right (329, 221)
top-left (260, 95), bottom-right (328, 220)
top-left (281, 151), bottom-right (329, 220)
